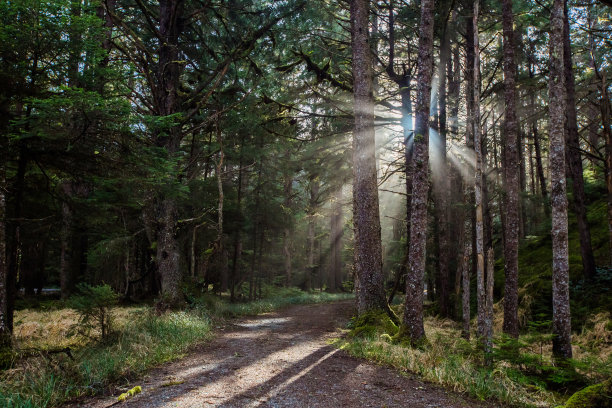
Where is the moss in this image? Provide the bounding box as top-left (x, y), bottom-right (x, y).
top-left (392, 326), bottom-right (429, 348)
top-left (559, 380), bottom-right (612, 408)
top-left (349, 309), bottom-right (398, 338)
top-left (117, 385), bottom-right (142, 402)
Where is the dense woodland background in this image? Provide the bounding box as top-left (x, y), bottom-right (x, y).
top-left (0, 0), bottom-right (611, 383)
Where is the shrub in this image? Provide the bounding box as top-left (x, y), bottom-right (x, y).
top-left (69, 284), bottom-right (118, 341)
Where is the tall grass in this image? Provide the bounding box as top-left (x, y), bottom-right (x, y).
top-left (336, 316), bottom-right (560, 408)
top-left (1, 289), bottom-right (353, 408)
top-left (1, 310), bottom-right (211, 408)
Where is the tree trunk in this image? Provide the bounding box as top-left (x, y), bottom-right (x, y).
top-left (533, 122), bottom-right (548, 200)
top-left (563, 1), bottom-right (596, 280)
top-left (549, 0), bottom-right (572, 360)
top-left (473, 0), bottom-right (489, 349)
top-left (307, 209), bottom-right (316, 292)
top-left (501, 0), bottom-right (520, 338)
top-left (350, 0), bottom-right (390, 315)
top-left (330, 186), bottom-right (343, 292)
top-left (154, 0), bottom-right (185, 306)
top-left (461, 217), bottom-right (472, 340)
top-left (401, 0), bottom-right (435, 344)
top-left (60, 181), bottom-right (74, 299)
top-left (485, 247), bottom-right (495, 359)
top-left (434, 18), bottom-right (452, 318)
top-left (216, 130), bottom-right (227, 292)
top-left (230, 140), bottom-right (245, 301)
top-left (283, 159), bottom-right (293, 287)
top-left (157, 198), bottom-right (181, 304)
top-left (0, 154), bottom-right (9, 351)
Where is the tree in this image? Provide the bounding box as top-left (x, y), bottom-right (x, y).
top-left (501, 0), bottom-right (520, 338)
top-left (473, 0), bottom-right (492, 351)
top-left (400, 0), bottom-right (435, 343)
top-left (549, 0), bottom-right (572, 360)
top-left (0, 148), bottom-right (8, 352)
top-left (350, 0), bottom-right (390, 315)
top-left (563, 0), bottom-right (596, 281)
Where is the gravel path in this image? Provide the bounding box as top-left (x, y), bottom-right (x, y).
top-left (73, 301), bottom-right (498, 407)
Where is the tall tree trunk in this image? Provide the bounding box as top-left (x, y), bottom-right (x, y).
top-left (216, 126), bottom-right (227, 292)
top-left (449, 29), bottom-right (463, 314)
top-left (60, 181), bottom-right (75, 299)
top-left (519, 131), bottom-right (528, 238)
top-left (563, 1), bottom-right (596, 280)
top-left (465, 3), bottom-right (478, 287)
top-left (549, 0), bottom-right (572, 360)
top-left (485, 247), bottom-right (495, 360)
top-left (461, 216), bottom-right (472, 340)
top-left (330, 186), bottom-right (343, 292)
top-left (434, 17), bottom-right (452, 318)
top-left (533, 122), bottom-right (548, 200)
top-left (155, 0), bottom-right (185, 306)
top-left (283, 157), bottom-right (293, 287)
top-left (230, 140), bottom-right (245, 302)
top-left (350, 0), bottom-right (390, 315)
top-left (501, 0), bottom-right (520, 338)
top-left (0, 154), bottom-right (9, 352)
top-left (401, 0), bottom-right (434, 343)
top-left (306, 179), bottom-right (319, 291)
top-left (473, 0), bottom-right (489, 350)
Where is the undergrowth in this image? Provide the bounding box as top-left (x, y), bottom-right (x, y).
top-left (1, 287), bottom-right (352, 408)
top-left (336, 312), bottom-right (612, 408)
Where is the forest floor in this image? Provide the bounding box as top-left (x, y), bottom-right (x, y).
top-left (69, 300), bottom-right (497, 408)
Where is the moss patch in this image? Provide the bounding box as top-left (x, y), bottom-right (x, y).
top-left (560, 379), bottom-right (612, 408)
top-left (349, 309), bottom-right (399, 338)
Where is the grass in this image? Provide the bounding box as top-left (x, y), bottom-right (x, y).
top-left (1, 288), bottom-right (353, 408)
top-left (335, 309), bottom-right (612, 408)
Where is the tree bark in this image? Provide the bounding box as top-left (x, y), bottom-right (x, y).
top-left (549, 0), bottom-right (573, 360)
top-left (350, 0), bottom-right (390, 315)
top-left (401, 0), bottom-right (435, 343)
top-left (473, 0), bottom-right (490, 348)
top-left (306, 179), bottom-right (319, 291)
top-left (60, 181), bottom-right (75, 299)
top-left (154, 0), bottom-right (185, 306)
top-left (0, 153), bottom-right (9, 351)
top-left (283, 156), bottom-right (293, 287)
top-left (501, 0), bottom-right (520, 338)
top-left (461, 217), bottom-right (472, 340)
top-left (563, 1), bottom-right (596, 280)
top-left (485, 247), bottom-right (495, 358)
top-left (230, 139), bottom-right (245, 302)
top-left (434, 17), bottom-right (452, 318)
top-left (216, 126), bottom-right (227, 292)
top-left (330, 186), bottom-right (344, 292)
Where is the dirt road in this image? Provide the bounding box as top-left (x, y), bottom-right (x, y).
top-left (74, 301), bottom-right (496, 407)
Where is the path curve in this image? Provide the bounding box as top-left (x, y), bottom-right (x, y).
top-left (73, 301), bottom-right (497, 408)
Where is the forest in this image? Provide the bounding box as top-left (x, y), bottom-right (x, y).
top-left (0, 0), bottom-right (611, 407)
